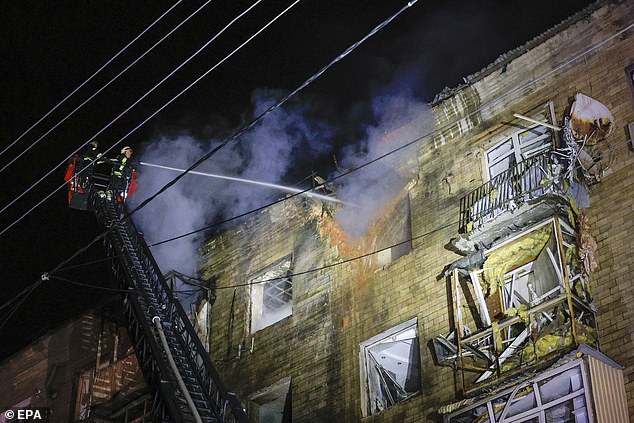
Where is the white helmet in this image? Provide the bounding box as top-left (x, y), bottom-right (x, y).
top-left (121, 146), bottom-right (133, 154)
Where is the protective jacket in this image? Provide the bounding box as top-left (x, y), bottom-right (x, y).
top-left (110, 154), bottom-right (135, 191)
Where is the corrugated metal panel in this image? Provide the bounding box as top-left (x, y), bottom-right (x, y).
top-left (587, 355), bottom-right (629, 423)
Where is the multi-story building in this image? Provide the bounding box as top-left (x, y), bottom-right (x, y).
top-left (0, 302), bottom-right (149, 423)
top-left (198, 1), bottom-right (634, 422)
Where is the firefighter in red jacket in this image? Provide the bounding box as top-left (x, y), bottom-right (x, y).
top-left (107, 146), bottom-right (136, 203)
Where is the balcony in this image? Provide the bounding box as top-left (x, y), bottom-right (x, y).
top-left (459, 152), bottom-right (564, 234)
top-left (436, 218), bottom-right (597, 395)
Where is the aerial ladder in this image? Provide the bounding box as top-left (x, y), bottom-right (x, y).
top-left (66, 157), bottom-right (248, 423)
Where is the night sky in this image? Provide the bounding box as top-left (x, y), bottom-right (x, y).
top-left (0, 0), bottom-right (595, 359)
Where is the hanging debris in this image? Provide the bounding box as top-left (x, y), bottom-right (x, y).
top-left (558, 92), bottom-right (615, 185)
top-left (566, 92), bottom-right (614, 144)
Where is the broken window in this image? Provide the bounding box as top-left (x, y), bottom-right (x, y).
top-left (248, 378), bottom-right (291, 423)
top-left (498, 230), bottom-right (561, 312)
top-left (250, 257), bottom-right (293, 333)
top-left (447, 362), bottom-right (590, 423)
top-left (360, 318), bottom-right (420, 416)
top-left (445, 217), bottom-right (598, 391)
top-left (485, 106), bottom-right (555, 180)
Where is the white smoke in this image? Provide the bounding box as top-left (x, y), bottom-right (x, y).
top-left (334, 90), bottom-right (432, 237)
top-left (129, 90), bottom-right (333, 276)
top-left (130, 84), bottom-right (432, 279)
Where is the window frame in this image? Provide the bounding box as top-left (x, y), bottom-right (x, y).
top-left (484, 104), bottom-right (556, 181)
top-left (359, 317), bottom-right (421, 417)
top-left (247, 377), bottom-right (291, 423)
top-left (446, 360), bottom-right (591, 423)
top-left (249, 256), bottom-right (293, 333)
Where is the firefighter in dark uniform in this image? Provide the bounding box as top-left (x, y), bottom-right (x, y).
top-left (80, 140), bottom-right (102, 165)
top-left (107, 146), bottom-right (135, 203)
top-left (76, 140), bottom-right (103, 190)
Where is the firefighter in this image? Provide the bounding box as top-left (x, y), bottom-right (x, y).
top-left (75, 141), bottom-right (103, 190)
top-left (80, 140), bottom-right (102, 165)
top-left (107, 146), bottom-right (135, 203)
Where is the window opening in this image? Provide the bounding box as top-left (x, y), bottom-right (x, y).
top-left (250, 257), bottom-right (293, 333)
top-left (447, 362), bottom-right (589, 423)
top-left (360, 318), bottom-right (420, 416)
top-left (248, 378), bottom-right (291, 423)
top-left (485, 106), bottom-right (555, 180)
top-left (500, 234), bottom-right (561, 312)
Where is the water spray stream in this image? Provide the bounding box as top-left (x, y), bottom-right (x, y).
top-left (139, 161), bottom-right (347, 205)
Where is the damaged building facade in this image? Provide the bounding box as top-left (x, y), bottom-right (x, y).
top-left (4, 1), bottom-right (628, 422)
top-left (0, 303), bottom-right (149, 422)
top-left (198, 1), bottom-right (634, 422)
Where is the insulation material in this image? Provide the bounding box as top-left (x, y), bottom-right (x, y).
top-left (577, 212), bottom-right (598, 278)
top-left (568, 93), bottom-right (614, 145)
top-left (482, 225), bottom-right (552, 295)
top-left (500, 321), bottom-right (596, 372)
top-left (504, 304), bottom-right (530, 322)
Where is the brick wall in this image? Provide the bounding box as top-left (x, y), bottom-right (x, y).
top-left (0, 309), bottom-right (137, 421)
top-left (200, 1), bottom-right (634, 421)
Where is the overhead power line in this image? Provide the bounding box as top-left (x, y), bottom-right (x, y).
top-left (0, 0), bottom-right (271, 235)
top-left (0, 283), bottom-right (39, 314)
top-left (0, 281), bottom-right (43, 333)
top-left (177, 220), bottom-right (459, 291)
top-left (0, 0), bottom-right (215, 175)
top-left (0, 1), bottom-right (183, 161)
top-left (48, 218), bottom-right (457, 298)
top-left (50, 275), bottom-right (134, 294)
top-left (144, 22), bottom-right (634, 249)
top-left (13, 10), bottom-right (632, 299)
top-left (39, 0), bottom-right (421, 289)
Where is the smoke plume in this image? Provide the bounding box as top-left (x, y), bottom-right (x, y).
top-left (130, 90), bottom-right (333, 276)
top-left (131, 83), bottom-right (432, 279)
top-left (334, 89), bottom-right (431, 237)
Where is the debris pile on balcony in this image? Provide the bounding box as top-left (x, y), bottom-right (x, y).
top-left (436, 216), bottom-right (599, 393)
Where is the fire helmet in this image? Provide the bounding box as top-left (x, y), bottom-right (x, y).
top-left (121, 146), bottom-right (133, 154)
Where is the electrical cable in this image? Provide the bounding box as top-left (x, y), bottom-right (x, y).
top-left (170, 220), bottom-right (459, 291)
top-left (0, 1), bottom-right (183, 161)
top-left (0, 0), bottom-right (271, 229)
top-left (0, 282), bottom-right (39, 313)
top-left (144, 21), bottom-right (634, 248)
top-left (0, 0), bottom-right (215, 175)
top-left (0, 281), bottom-right (43, 333)
top-left (53, 254), bottom-right (122, 273)
top-left (49, 275), bottom-right (134, 293)
top-left (42, 17), bottom-right (632, 277)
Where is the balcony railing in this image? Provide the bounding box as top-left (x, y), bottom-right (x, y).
top-left (459, 153), bottom-right (560, 233)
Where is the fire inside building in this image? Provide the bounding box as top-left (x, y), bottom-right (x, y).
top-left (1, 0), bottom-right (633, 422)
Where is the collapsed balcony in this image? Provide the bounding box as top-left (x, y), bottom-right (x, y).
top-left (435, 217), bottom-right (597, 395)
top-left (458, 152), bottom-right (566, 235)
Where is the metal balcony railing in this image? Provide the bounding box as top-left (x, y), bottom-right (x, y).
top-left (459, 152), bottom-right (560, 233)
